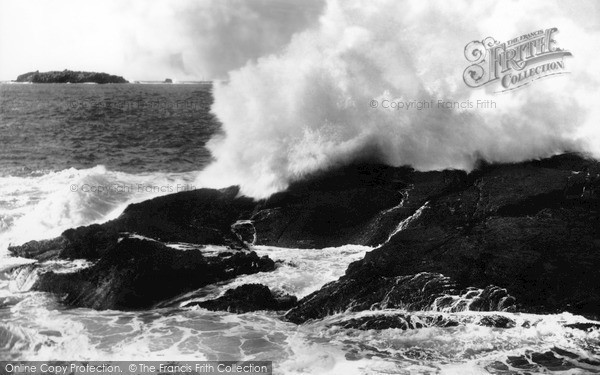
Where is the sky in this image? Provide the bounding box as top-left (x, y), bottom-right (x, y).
top-left (0, 0), bottom-right (324, 81)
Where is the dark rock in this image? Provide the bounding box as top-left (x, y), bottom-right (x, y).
top-left (285, 271), bottom-right (517, 323)
top-left (289, 153), bottom-right (600, 320)
top-left (530, 351), bottom-right (574, 371)
top-left (552, 347), bottom-right (579, 359)
top-left (469, 286), bottom-right (516, 312)
top-left (8, 224), bottom-right (117, 261)
top-left (552, 347), bottom-right (600, 367)
top-left (477, 315), bottom-right (516, 328)
top-left (8, 165), bottom-right (446, 259)
top-left (7, 164), bottom-right (474, 258)
top-left (15, 70), bottom-right (128, 84)
top-left (484, 361), bottom-right (509, 372)
top-left (186, 284), bottom-right (297, 313)
top-left (31, 238), bottom-right (275, 309)
top-left (8, 153), bottom-right (600, 317)
top-left (564, 322), bottom-right (600, 331)
top-left (111, 186), bottom-right (255, 248)
top-left (333, 313), bottom-right (460, 330)
top-left (231, 221), bottom-right (256, 244)
top-left (286, 272), bottom-right (486, 323)
top-left (8, 237), bottom-right (69, 261)
top-left (251, 164), bottom-right (435, 248)
top-left (506, 355), bottom-right (538, 370)
top-left (8, 187), bottom-right (256, 261)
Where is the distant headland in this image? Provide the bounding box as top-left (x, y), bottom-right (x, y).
top-left (15, 70), bottom-right (128, 84)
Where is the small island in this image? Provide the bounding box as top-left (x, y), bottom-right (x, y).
top-left (15, 69), bottom-right (128, 84)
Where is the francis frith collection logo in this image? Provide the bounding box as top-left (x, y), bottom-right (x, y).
top-left (463, 27), bottom-right (572, 92)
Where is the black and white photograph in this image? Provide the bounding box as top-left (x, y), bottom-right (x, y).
top-left (1, 0), bottom-right (599, 373)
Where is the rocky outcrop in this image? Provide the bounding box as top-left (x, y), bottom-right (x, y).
top-left (9, 166), bottom-right (419, 259)
top-left (332, 313), bottom-right (460, 330)
top-left (6, 187), bottom-right (271, 310)
top-left (185, 284), bottom-right (297, 313)
top-left (30, 238), bottom-right (275, 310)
top-left (249, 164), bottom-right (468, 248)
top-left (480, 347), bottom-right (600, 373)
top-left (285, 272), bottom-right (516, 324)
top-left (8, 153), bottom-right (600, 317)
top-left (287, 153), bottom-right (600, 322)
top-left (9, 186), bottom-right (255, 261)
top-left (477, 315), bottom-right (517, 328)
top-left (503, 350), bottom-right (588, 373)
top-left (15, 70), bottom-right (128, 84)
top-left (110, 186), bottom-right (255, 248)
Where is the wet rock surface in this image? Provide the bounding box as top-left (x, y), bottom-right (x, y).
top-left (284, 272), bottom-right (516, 324)
top-left (8, 153), bottom-right (600, 316)
top-left (186, 284), bottom-right (297, 313)
top-left (32, 238), bottom-right (275, 310)
top-left (477, 315), bottom-right (517, 328)
top-left (9, 186), bottom-right (256, 261)
top-left (288, 153), bottom-right (600, 321)
top-left (332, 313), bottom-right (460, 330)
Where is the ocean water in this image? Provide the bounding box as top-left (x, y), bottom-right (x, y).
top-left (0, 83), bottom-right (214, 249)
top-left (0, 84), bottom-right (599, 374)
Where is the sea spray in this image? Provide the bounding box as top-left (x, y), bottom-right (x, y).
top-left (197, 0), bottom-right (600, 198)
top-left (0, 166), bottom-right (198, 256)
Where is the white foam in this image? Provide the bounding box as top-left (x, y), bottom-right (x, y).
top-left (0, 166), bottom-right (199, 256)
top-left (197, 0), bottom-right (600, 199)
top-left (385, 201), bottom-right (429, 243)
top-left (182, 244), bottom-right (372, 306)
top-left (1, 248), bottom-right (599, 373)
